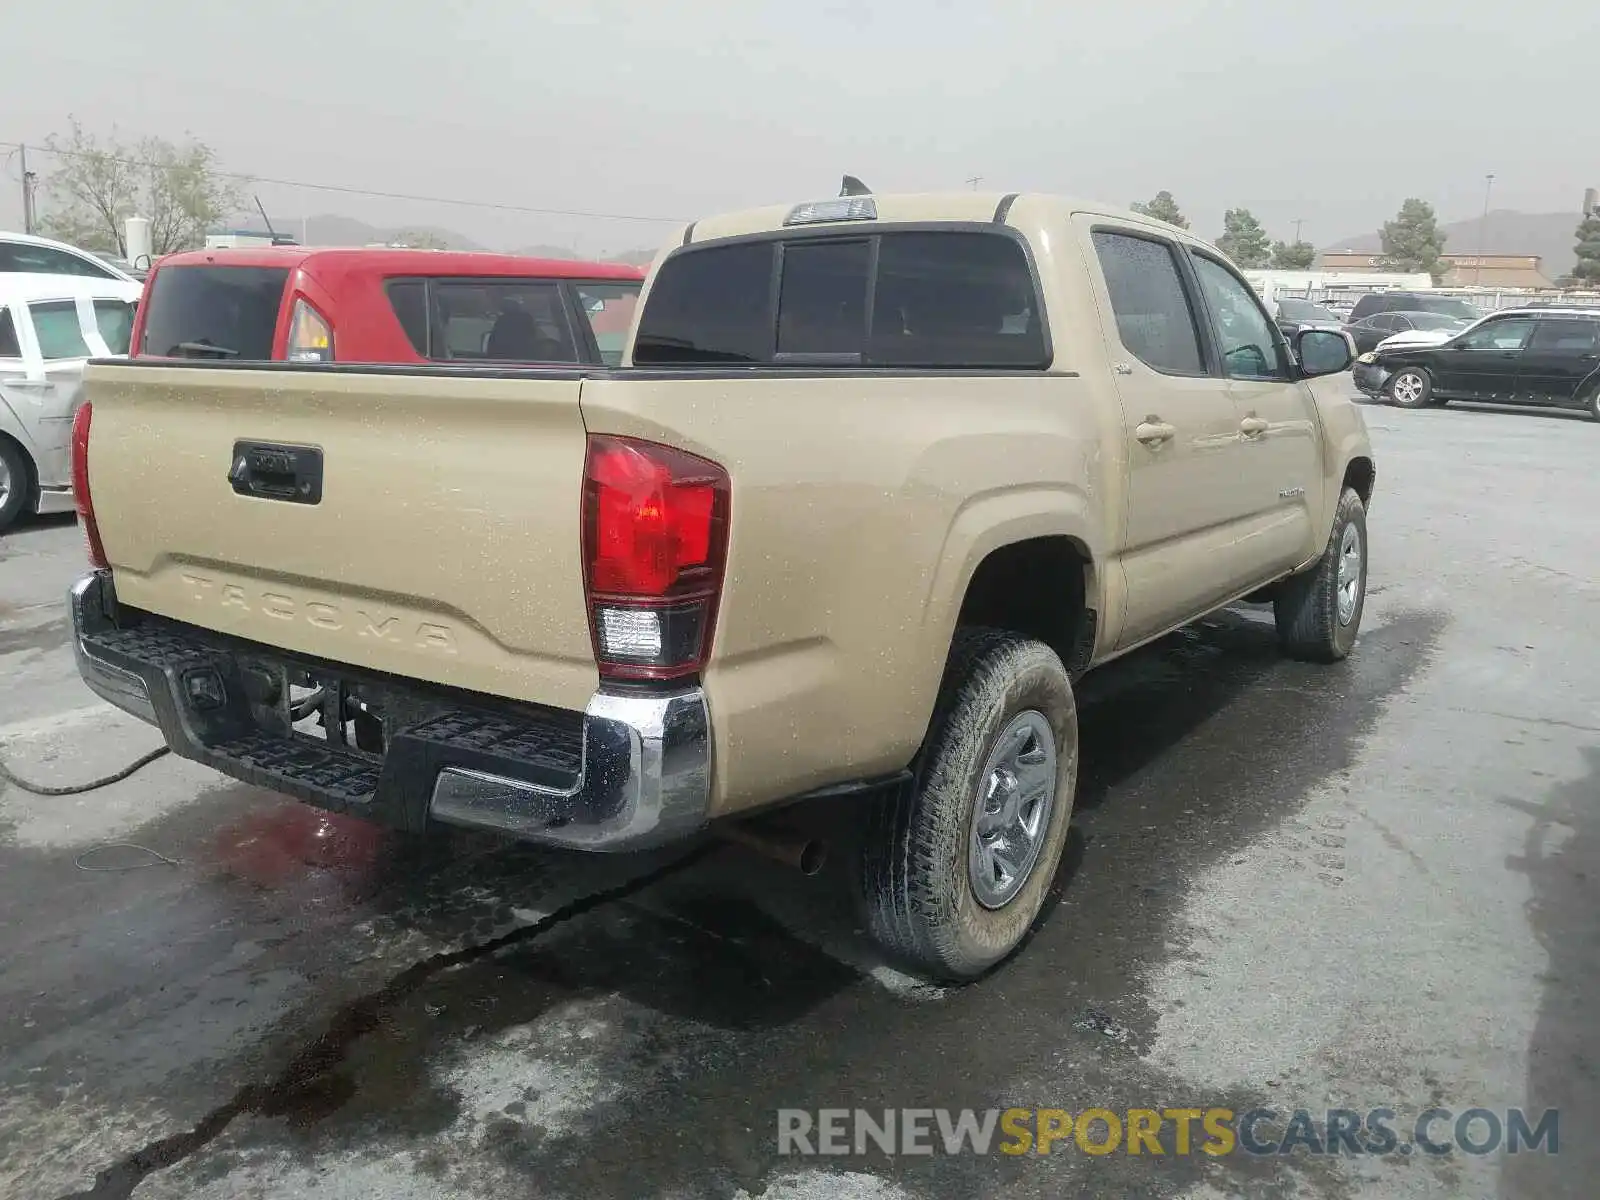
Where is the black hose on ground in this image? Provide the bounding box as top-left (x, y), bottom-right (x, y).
top-left (0, 745), bottom-right (172, 796)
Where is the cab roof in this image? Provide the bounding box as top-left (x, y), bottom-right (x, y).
top-left (682, 190), bottom-right (1196, 245)
top-left (151, 245), bottom-right (646, 280)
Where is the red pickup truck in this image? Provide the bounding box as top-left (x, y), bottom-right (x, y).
top-left (131, 247), bottom-right (644, 367)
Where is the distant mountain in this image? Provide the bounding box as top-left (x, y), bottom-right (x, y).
top-left (507, 244), bottom-right (579, 260)
top-left (1326, 210), bottom-right (1584, 277)
top-left (227, 214), bottom-right (658, 264)
top-left (231, 214), bottom-right (488, 251)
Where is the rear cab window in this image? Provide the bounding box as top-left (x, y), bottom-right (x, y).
top-left (138, 265), bottom-right (289, 359)
top-left (632, 228), bottom-right (1048, 368)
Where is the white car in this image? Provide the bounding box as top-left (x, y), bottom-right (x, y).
top-left (0, 231), bottom-right (139, 283)
top-left (0, 273), bottom-right (143, 531)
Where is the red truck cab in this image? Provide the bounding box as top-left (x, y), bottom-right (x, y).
top-left (130, 246), bottom-right (645, 367)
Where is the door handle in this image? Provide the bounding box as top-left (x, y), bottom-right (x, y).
top-left (1239, 416), bottom-right (1270, 437)
top-left (4, 379), bottom-right (50, 390)
top-left (1135, 419), bottom-right (1177, 446)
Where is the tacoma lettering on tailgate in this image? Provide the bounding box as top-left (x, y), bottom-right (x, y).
top-left (179, 573), bottom-right (458, 655)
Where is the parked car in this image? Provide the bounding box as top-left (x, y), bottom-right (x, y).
top-left (130, 247), bottom-right (645, 367)
top-left (68, 189), bottom-right (1373, 982)
top-left (1353, 307), bottom-right (1600, 417)
top-left (1346, 290), bottom-right (1482, 324)
top-left (0, 273), bottom-right (142, 531)
top-left (1274, 297), bottom-right (1343, 337)
top-left (0, 232), bottom-right (139, 284)
top-left (1343, 310), bottom-right (1471, 354)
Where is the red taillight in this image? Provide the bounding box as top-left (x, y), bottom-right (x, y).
top-left (71, 403), bottom-right (108, 569)
top-left (582, 435), bottom-right (730, 682)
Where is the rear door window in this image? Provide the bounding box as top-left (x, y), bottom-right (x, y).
top-left (0, 308), bottom-right (21, 359)
top-left (1090, 231), bottom-right (1205, 375)
top-left (29, 300), bottom-right (92, 359)
top-left (385, 280), bottom-right (429, 356)
top-left (138, 266), bottom-right (289, 359)
top-left (571, 281), bottom-right (642, 366)
top-left (1528, 319), bottom-right (1599, 352)
top-left (429, 280), bottom-right (580, 363)
top-left (633, 229), bottom-right (1046, 368)
top-left (93, 298), bottom-right (138, 355)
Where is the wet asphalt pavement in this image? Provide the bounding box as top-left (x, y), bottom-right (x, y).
top-left (1, 395), bottom-right (1596, 1199)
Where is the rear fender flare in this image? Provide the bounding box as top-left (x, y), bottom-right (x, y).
top-left (916, 485), bottom-right (1103, 700)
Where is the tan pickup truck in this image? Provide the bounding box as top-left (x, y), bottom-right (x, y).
top-left (68, 190), bottom-right (1373, 980)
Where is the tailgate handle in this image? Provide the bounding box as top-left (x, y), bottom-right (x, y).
top-left (228, 441), bottom-right (323, 505)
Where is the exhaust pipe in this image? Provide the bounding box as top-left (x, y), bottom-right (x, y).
top-left (715, 819), bottom-right (827, 876)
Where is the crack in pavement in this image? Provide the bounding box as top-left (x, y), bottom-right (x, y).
top-left (54, 845), bottom-right (711, 1200)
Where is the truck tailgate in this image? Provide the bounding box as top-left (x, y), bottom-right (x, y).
top-left (84, 363), bottom-right (599, 712)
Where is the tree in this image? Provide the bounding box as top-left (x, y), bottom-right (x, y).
top-left (37, 118), bottom-right (243, 258)
top-left (1215, 208), bottom-right (1271, 267)
top-left (1270, 239), bottom-right (1317, 269)
top-left (1378, 198), bottom-right (1448, 282)
top-left (392, 228), bottom-right (448, 249)
top-left (1571, 209), bottom-right (1600, 285)
top-left (1130, 190), bottom-right (1189, 229)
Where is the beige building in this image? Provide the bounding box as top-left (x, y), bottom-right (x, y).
top-left (1319, 250), bottom-right (1552, 289)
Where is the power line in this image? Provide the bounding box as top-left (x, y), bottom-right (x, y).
top-left (0, 138), bottom-right (686, 225)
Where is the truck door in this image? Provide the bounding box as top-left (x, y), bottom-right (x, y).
top-left (1432, 316), bottom-right (1534, 400)
top-left (16, 299), bottom-right (93, 488)
top-left (1081, 223), bottom-right (1257, 649)
top-left (1516, 317), bottom-right (1600, 406)
top-left (1185, 251), bottom-right (1323, 578)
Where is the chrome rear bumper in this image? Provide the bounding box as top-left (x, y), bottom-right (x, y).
top-left (69, 570), bottom-right (711, 851)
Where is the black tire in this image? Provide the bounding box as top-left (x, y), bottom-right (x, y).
top-left (0, 439), bottom-right (31, 534)
top-left (1584, 381), bottom-right (1600, 422)
top-left (859, 628), bottom-right (1077, 982)
top-left (1274, 488), bottom-right (1368, 663)
top-left (1388, 366), bottom-right (1433, 409)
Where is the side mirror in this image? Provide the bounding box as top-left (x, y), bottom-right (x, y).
top-left (1295, 327), bottom-right (1353, 378)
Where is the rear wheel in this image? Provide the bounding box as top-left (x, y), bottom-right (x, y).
top-left (1389, 367), bottom-right (1432, 409)
top-left (0, 439), bottom-right (31, 533)
top-left (859, 628), bottom-right (1077, 982)
top-left (1584, 382), bottom-right (1600, 422)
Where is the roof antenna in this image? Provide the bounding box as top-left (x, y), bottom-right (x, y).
top-left (840, 175), bottom-right (872, 197)
top-left (253, 194), bottom-right (284, 244)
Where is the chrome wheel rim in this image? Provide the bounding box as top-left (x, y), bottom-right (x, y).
top-left (1392, 372), bottom-right (1424, 405)
top-left (968, 710), bottom-right (1057, 910)
top-left (0, 456), bottom-right (11, 510)
top-left (1336, 521), bottom-right (1364, 625)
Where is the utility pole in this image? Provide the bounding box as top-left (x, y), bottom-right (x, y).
top-left (1475, 173), bottom-right (1494, 286)
top-left (19, 144), bottom-right (38, 235)
top-left (966, 176), bottom-right (983, 191)
top-left (1293, 218), bottom-right (1304, 244)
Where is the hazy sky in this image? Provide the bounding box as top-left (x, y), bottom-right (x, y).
top-left (3, 0), bottom-right (1594, 256)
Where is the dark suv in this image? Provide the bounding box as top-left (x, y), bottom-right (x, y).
top-left (1346, 291), bottom-right (1482, 324)
top-left (1354, 308), bottom-right (1600, 418)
